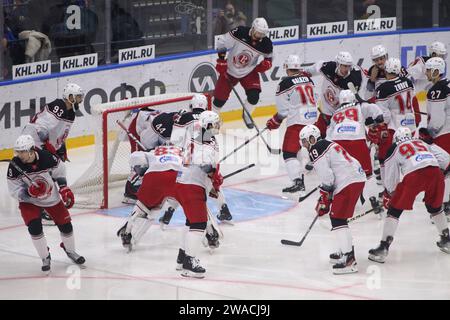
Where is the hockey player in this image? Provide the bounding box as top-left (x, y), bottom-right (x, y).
top-left (213, 17), bottom-right (273, 129)
top-left (369, 58), bottom-right (417, 186)
top-left (407, 41), bottom-right (447, 92)
top-left (174, 110), bottom-right (223, 278)
top-left (22, 83), bottom-right (83, 224)
top-left (266, 54), bottom-right (318, 196)
top-left (300, 125), bottom-right (366, 275)
top-left (7, 135), bottom-right (84, 273)
top-left (304, 51), bottom-right (366, 137)
top-left (328, 90), bottom-right (384, 178)
top-left (419, 57), bottom-right (450, 215)
top-left (368, 127), bottom-right (450, 263)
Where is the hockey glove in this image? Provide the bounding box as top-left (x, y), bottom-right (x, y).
top-left (212, 164), bottom-right (224, 191)
top-left (43, 140), bottom-right (57, 155)
top-left (418, 127), bottom-right (433, 144)
top-left (382, 189), bottom-right (392, 210)
top-left (56, 143), bottom-right (69, 162)
top-left (315, 187), bottom-right (332, 216)
top-left (367, 123), bottom-right (387, 145)
top-left (215, 58), bottom-right (228, 75)
top-left (266, 114), bottom-right (282, 130)
top-left (59, 187), bottom-right (75, 209)
top-left (254, 59), bottom-right (272, 73)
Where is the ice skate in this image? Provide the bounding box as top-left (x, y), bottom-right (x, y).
top-left (217, 204), bottom-right (233, 224)
top-left (282, 176), bottom-right (306, 197)
top-left (181, 255), bottom-right (206, 278)
top-left (437, 229), bottom-right (450, 254)
top-left (203, 225), bottom-right (220, 250)
top-left (60, 243), bottom-right (86, 265)
top-left (41, 252), bottom-right (51, 274)
top-left (116, 223), bottom-right (133, 252)
top-left (159, 207), bottom-right (175, 230)
top-left (176, 248), bottom-right (185, 271)
top-left (329, 251), bottom-right (342, 264)
top-left (332, 248), bottom-right (358, 274)
top-left (368, 236), bottom-right (393, 263)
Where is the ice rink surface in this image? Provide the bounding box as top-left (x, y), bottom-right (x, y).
top-left (0, 117), bottom-right (449, 300)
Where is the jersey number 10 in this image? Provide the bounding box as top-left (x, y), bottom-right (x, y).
top-left (295, 84), bottom-right (316, 105)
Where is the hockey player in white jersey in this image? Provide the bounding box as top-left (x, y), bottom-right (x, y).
top-left (407, 41), bottom-right (447, 92)
top-left (328, 90), bottom-right (384, 178)
top-left (368, 127), bottom-right (450, 263)
top-left (7, 135), bottom-right (85, 273)
top-left (370, 58), bottom-right (417, 185)
top-left (419, 57), bottom-right (450, 215)
top-left (213, 17), bottom-right (273, 129)
top-left (174, 111), bottom-right (223, 278)
top-left (300, 125), bottom-right (366, 274)
top-left (266, 54), bottom-right (318, 196)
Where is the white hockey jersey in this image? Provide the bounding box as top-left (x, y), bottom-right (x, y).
top-left (383, 138), bottom-right (449, 193)
top-left (308, 139), bottom-right (366, 195)
top-left (426, 78), bottom-right (450, 139)
top-left (366, 64), bottom-right (409, 98)
top-left (176, 136), bottom-right (219, 190)
top-left (327, 102), bottom-right (383, 141)
top-left (7, 148), bottom-right (67, 207)
top-left (275, 72), bottom-right (318, 127)
top-left (375, 76), bottom-right (417, 132)
top-left (22, 99), bottom-right (75, 151)
top-left (216, 26), bottom-right (273, 79)
top-left (130, 146), bottom-right (184, 175)
top-left (407, 56), bottom-right (433, 92)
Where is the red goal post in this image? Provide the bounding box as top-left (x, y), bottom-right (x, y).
top-left (70, 92), bottom-right (211, 209)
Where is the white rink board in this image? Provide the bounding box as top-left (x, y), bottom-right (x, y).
top-left (0, 30), bottom-right (449, 150)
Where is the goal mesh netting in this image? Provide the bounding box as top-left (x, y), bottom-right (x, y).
top-left (70, 93), bottom-right (210, 209)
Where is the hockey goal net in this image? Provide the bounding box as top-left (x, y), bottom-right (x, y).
top-left (70, 92), bottom-right (211, 209)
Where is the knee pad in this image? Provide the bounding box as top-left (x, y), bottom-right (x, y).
top-left (189, 222), bottom-right (207, 231)
top-left (330, 217), bottom-right (348, 229)
top-left (246, 89), bottom-right (260, 105)
top-left (213, 98), bottom-right (226, 109)
top-left (57, 222), bottom-right (73, 235)
top-left (283, 151), bottom-right (297, 161)
top-left (387, 207), bottom-right (403, 219)
top-left (28, 219), bottom-right (43, 236)
top-left (426, 204), bottom-right (442, 215)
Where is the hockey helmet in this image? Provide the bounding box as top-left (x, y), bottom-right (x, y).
top-left (199, 110), bottom-right (221, 135)
top-left (384, 58), bottom-right (402, 75)
top-left (339, 90), bottom-right (356, 105)
top-left (283, 54), bottom-right (302, 70)
top-left (425, 57), bottom-right (446, 77)
top-left (251, 17), bottom-right (269, 38)
top-left (370, 45), bottom-right (388, 60)
top-left (14, 135), bottom-right (35, 151)
top-left (429, 41), bottom-right (447, 58)
top-left (299, 124), bottom-right (321, 149)
top-left (190, 94), bottom-right (208, 111)
top-left (393, 127), bottom-right (412, 143)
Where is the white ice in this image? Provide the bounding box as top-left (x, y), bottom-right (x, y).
top-left (0, 117), bottom-right (449, 300)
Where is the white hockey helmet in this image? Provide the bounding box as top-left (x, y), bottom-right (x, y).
top-left (393, 127), bottom-right (412, 143)
top-left (190, 94), bottom-right (208, 111)
top-left (336, 51), bottom-right (353, 66)
top-left (425, 57), bottom-right (446, 76)
top-left (370, 45), bottom-right (388, 60)
top-left (384, 57), bottom-right (402, 75)
top-left (299, 124), bottom-right (321, 149)
top-left (63, 83), bottom-right (84, 101)
top-left (14, 135), bottom-right (35, 151)
top-left (199, 110), bottom-right (221, 135)
top-left (429, 41), bottom-right (447, 57)
top-left (339, 90), bottom-right (356, 105)
top-left (251, 17), bottom-right (269, 37)
top-left (283, 54), bottom-right (302, 70)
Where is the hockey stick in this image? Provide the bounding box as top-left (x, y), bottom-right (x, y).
top-left (348, 82), bottom-right (368, 104)
top-left (223, 163), bottom-right (255, 179)
top-left (2, 159), bottom-right (39, 187)
top-left (298, 186), bottom-right (318, 202)
top-left (116, 120), bottom-right (148, 151)
top-left (226, 77), bottom-right (281, 155)
top-left (281, 214), bottom-right (319, 246)
top-left (219, 128), bottom-right (267, 163)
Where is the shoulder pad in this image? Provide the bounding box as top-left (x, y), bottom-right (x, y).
top-left (309, 139), bottom-right (332, 162)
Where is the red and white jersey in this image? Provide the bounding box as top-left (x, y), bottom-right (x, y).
top-left (384, 138), bottom-right (449, 193)
top-left (375, 76), bottom-right (416, 132)
top-left (328, 102), bottom-right (383, 141)
top-left (176, 136), bottom-right (219, 190)
top-left (305, 61), bottom-right (367, 116)
top-left (7, 148), bottom-right (67, 207)
top-left (135, 108), bottom-right (160, 137)
top-left (130, 146), bottom-right (184, 174)
top-left (308, 139), bottom-right (366, 194)
top-left (426, 78), bottom-right (450, 139)
top-left (407, 55), bottom-right (433, 92)
top-left (366, 64), bottom-right (409, 98)
top-left (22, 99), bottom-right (75, 151)
top-left (216, 26), bottom-right (273, 79)
top-left (275, 72), bottom-right (318, 127)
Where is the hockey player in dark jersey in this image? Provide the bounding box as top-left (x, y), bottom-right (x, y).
top-left (213, 17), bottom-right (273, 129)
top-left (7, 135), bottom-right (85, 273)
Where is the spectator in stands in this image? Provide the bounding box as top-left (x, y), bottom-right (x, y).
top-left (214, 2), bottom-right (247, 35)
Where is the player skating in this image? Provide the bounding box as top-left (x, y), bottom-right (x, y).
top-left (300, 125), bottom-right (366, 274)
top-left (265, 54), bottom-right (318, 197)
top-left (7, 135), bottom-right (85, 273)
top-left (368, 127), bottom-right (450, 263)
top-left (213, 17), bottom-right (273, 129)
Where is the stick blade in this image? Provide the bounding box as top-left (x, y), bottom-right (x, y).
top-left (281, 239), bottom-right (302, 246)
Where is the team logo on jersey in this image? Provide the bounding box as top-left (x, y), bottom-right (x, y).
top-left (189, 62), bottom-right (217, 93)
top-left (324, 87), bottom-right (338, 106)
top-left (337, 125), bottom-right (357, 133)
top-left (400, 118), bottom-right (415, 126)
top-left (304, 111), bottom-right (318, 120)
top-left (233, 50), bottom-right (253, 69)
top-left (415, 154), bottom-right (433, 162)
top-left (159, 155), bottom-right (178, 163)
